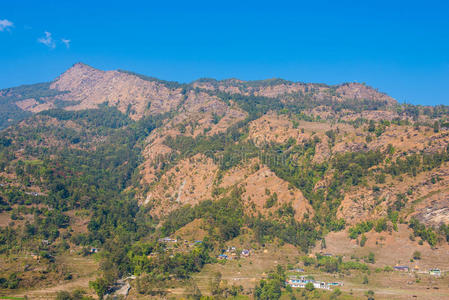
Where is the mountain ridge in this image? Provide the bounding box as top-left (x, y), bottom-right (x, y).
top-left (0, 62), bottom-right (398, 129)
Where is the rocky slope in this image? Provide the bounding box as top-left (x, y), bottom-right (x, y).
top-left (1, 62), bottom-right (449, 237)
top-left (3, 63), bottom-right (398, 122)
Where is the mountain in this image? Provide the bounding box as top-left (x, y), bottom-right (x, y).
top-left (1, 62), bottom-right (396, 127)
top-left (1, 63), bottom-right (449, 299)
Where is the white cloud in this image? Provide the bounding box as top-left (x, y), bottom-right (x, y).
top-left (61, 38), bottom-right (71, 49)
top-left (0, 19), bottom-right (13, 31)
top-left (38, 31), bottom-right (56, 48)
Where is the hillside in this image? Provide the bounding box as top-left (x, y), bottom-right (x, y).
top-left (1, 63), bottom-right (449, 299)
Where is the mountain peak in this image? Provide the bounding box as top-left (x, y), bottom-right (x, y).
top-left (62, 62), bottom-right (99, 75)
top-left (52, 62), bottom-right (103, 85)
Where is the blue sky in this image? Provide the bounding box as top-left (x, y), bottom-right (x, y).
top-left (0, 0), bottom-right (448, 105)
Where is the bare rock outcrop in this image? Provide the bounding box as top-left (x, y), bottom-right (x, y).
top-left (50, 63), bottom-right (184, 119)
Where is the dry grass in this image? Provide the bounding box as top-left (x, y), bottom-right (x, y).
top-left (0, 254), bottom-right (99, 300)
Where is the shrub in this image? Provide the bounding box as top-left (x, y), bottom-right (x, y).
top-left (56, 291), bottom-right (72, 300)
top-left (374, 218), bottom-right (387, 232)
top-left (360, 234), bottom-right (367, 247)
top-left (413, 251), bottom-right (421, 260)
top-left (362, 275), bottom-right (369, 284)
top-left (367, 252), bottom-right (375, 264)
top-left (305, 282), bottom-right (315, 291)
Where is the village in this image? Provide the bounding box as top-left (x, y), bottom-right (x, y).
top-left (217, 246), bottom-right (251, 261)
top-left (392, 265), bottom-right (442, 276)
top-left (153, 239), bottom-right (447, 281)
top-left (286, 275), bottom-right (343, 290)
top-left (156, 237), bottom-right (254, 261)
top-left (282, 251), bottom-right (445, 291)
top-left (285, 264), bottom-right (444, 291)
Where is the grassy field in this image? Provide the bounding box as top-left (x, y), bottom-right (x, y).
top-left (0, 254), bottom-right (99, 299)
